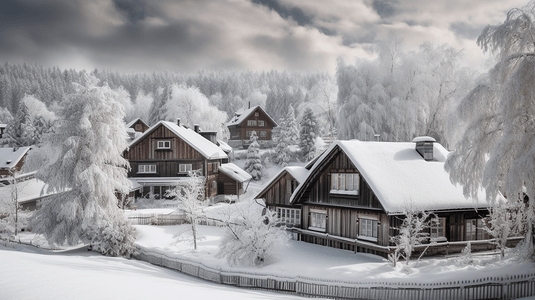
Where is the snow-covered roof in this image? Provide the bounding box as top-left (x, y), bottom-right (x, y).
top-left (255, 166), bottom-right (309, 200)
top-left (130, 177), bottom-right (197, 186)
top-left (125, 118), bottom-right (148, 129)
top-left (0, 177), bottom-right (55, 203)
top-left (0, 124), bottom-right (6, 128)
top-left (0, 147), bottom-right (32, 170)
top-left (217, 140), bottom-right (232, 153)
top-left (219, 163), bottom-right (252, 183)
top-left (129, 121), bottom-right (228, 160)
top-left (226, 106), bottom-right (277, 127)
top-left (412, 136), bottom-right (437, 143)
top-left (290, 140), bottom-right (494, 214)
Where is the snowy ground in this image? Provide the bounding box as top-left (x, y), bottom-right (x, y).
top-left (0, 243), bottom-right (309, 300)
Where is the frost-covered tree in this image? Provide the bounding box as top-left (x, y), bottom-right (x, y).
top-left (130, 90), bottom-right (153, 122)
top-left (272, 118), bottom-right (291, 167)
top-left (389, 205), bottom-right (437, 267)
top-left (285, 106), bottom-right (299, 146)
top-left (28, 73), bottom-right (137, 257)
top-left (458, 242), bottom-right (474, 266)
top-left (244, 131), bottom-right (264, 180)
top-left (299, 108), bottom-right (318, 161)
top-left (217, 200), bottom-right (289, 266)
top-left (445, 1), bottom-right (535, 255)
top-left (166, 171), bottom-right (207, 250)
top-left (0, 171), bottom-right (29, 236)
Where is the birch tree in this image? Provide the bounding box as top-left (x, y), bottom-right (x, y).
top-left (28, 73), bottom-right (137, 257)
top-left (445, 1), bottom-right (535, 255)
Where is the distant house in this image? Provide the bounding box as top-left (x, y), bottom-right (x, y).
top-left (126, 118), bottom-right (149, 143)
top-left (257, 137), bottom-right (504, 257)
top-left (226, 105), bottom-right (277, 148)
top-left (0, 146), bottom-right (32, 177)
top-left (0, 124), bottom-right (6, 139)
top-left (124, 119), bottom-right (251, 200)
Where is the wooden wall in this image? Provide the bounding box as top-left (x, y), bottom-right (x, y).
top-left (218, 172), bottom-right (239, 195)
top-left (258, 171), bottom-right (298, 207)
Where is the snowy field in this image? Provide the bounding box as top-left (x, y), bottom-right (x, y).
top-left (0, 243), bottom-right (308, 300)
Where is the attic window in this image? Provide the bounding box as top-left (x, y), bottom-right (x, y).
top-left (258, 120), bottom-right (265, 127)
top-left (255, 112), bottom-right (259, 117)
top-left (157, 140), bottom-right (171, 149)
top-left (412, 136), bottom-right (436, 161)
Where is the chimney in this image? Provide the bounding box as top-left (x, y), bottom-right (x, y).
top-left (194, 124), bottom-right (200, 133)
top-left (248, 101), bottom-right (250, 109)
top-left (176, 118), bottom-right (181, 127)
top-left (412, 136), bottom-right (436, 161)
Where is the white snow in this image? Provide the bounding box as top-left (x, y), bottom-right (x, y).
top-left (411, 136), bottom-right (437, 143)
top-left (0, 177), bottom-right (55, 203)
top-left (291, 140), bottom-right (495, 214)
top-left (219, 163), bottom-right (252, 183)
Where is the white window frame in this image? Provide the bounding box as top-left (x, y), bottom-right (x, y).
top-left (212, 162), bottom-right (219, 173)
top-left (330, 173), bottom-right (360, 195)
top-left (431, 217), bottom-right (446, 241)
top-left (246, 131), bottom-right (253, 137)
top-left (260, 130), bottom-right (267, 137)
top-left (247, 120), bottom-right (257, 126)
top-left (359, 218), bottom-right (378, 240)
top-left (179, 164), bottom-right (192, 173)
top-left (258, 120), bottom-right (265, 127)
top-left (157, 140), bottom-right (171, 149)
top-left (138, 164), bottom-right (156, 174)
top-left (277, 207), bottom-right (301, 226)
top-left (309, 210), bottom-right (327, 232)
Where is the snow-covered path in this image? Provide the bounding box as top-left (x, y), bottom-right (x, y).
top-left (0, 245), bottom-right (308, 300)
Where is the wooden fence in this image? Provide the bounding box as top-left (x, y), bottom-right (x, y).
top-left (135, 246), bottom-right (535, 300)
top-left (127, 214), bottom-right (224, 227)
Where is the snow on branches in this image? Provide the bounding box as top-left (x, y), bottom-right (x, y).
top-left (217, 200), bottom-right (289, 267)
top-left (244, 131), bottom-right (264, 180)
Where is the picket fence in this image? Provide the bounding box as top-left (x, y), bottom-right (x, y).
top-left (135, 246), bottom-right (535, 300)
top-left (127, 213), bottom-right (224, 227)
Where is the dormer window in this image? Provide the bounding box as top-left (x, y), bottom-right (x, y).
top-left (254, 112), bottom-right (259, 117)
top-left (412, 136), bottom-right (436, 161)
top-left (330, 173), bottom-right (360, 195)
top-left (157, 140), bottom-right (171, 149)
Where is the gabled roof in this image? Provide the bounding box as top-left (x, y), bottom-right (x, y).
top-left (125, 118), bottom-right (149, 129)
top-left (226, 105), bottom-right (277, 127)
top-left (219, 163), bottom-right (252, 183)
top-left (290, 140), bottom-right (494, 214)
top-left (0, 146), bottom-right (32, 170)
top-left (255, 166), bottom-right (309, 199)
top-left (128, 121), bottom-right (227, 160)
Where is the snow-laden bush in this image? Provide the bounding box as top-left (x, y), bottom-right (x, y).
top-left (457, 242), bottom-right (474, 266)
top-left (217, 200), bottom-right (289, 266)
top-left (244, 131), bottom-right (265, 180)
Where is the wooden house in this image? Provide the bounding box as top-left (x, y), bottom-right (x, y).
top-left (226, 105), bottom-right (277, 148)
top-left (126, 118), bottom-right (149, 133)
top-left (124, 120), bottom-right (250, 200)
top-left (257, 138), bottom-right (502, 257)
top-left (0, 146), bottom-right (32, 176)
top-left (255, 166), bottom-right (308, 227)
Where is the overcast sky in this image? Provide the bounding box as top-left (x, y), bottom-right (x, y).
top-left (0, 0), bottom-right (527, 74)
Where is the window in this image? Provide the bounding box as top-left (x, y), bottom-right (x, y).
top-left (466, 219), bottom-right (488, 241)
top-left (246, 131), bottom-right (253, 137)
top-left (258, 120), bottom-right (265, 127)
top-left (179, 164), bottom-right (192, 173)
top-left (309, 210), bottom-right (327, 231)
top-left (134, 124), bottom-right (142, 131)
top-left (431, 217), bottom-right (446, 240)
top-left (247, 120), bottom-right (257, 126)
top-left (260, 131), bottom-right (267, 138)
top-left (360, 218), bottom-right (378, 239)
top-left (331, 173), bottom-right (360, 194)
top-left (254, 112), bottom-right (259, 117)
top-left (277, 208), bottom-right (301, 226)
top-left (157, 140), bottom-right (171, 149)
top-left (138, 164), bottom-right (156, 173)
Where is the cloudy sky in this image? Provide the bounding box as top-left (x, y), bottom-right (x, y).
top-left (0, 0), bottom-right (527, 73)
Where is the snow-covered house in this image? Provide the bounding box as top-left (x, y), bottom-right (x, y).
top-left (0, 146), bottom-right (32, 177)
top-left (226, 105), bottom-right (277, 148)
top-left (257, 138), bottom-right (499, 257)
top-left (124, 120), bottom-right (250, 200)
top-left (126, 118), bottom-right (149, 134)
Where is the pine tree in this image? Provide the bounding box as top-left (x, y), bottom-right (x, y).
top-left (244, 131), bottom-right (264, 180)
top-left (285, 105), bottom-right (300, 146)
top-left (299, 107), bottom-right (318, 161)
top-left (273, 118), bottom-right (291, 167)
top-left (28, 73), bottom-right (136, 257)
top-left (4, 99), bottom-right (37, 147)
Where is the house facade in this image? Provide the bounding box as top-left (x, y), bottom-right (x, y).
top-left (226, 105), bottom-right (277, 148)
top-left (124, 120), bottom-right (250, 200)
top-left (0, 146), bottom-right (32, 177)
top-left (257, 138), bottom-right (501, 257)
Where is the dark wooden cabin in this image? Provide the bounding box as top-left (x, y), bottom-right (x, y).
top-left (258, 138), bottom-right (503, 258)
top-left (0, 146), bottom-right (32, 176)
top-left (226, 105), bottom-right (277, 148)
top-left (124, 120), bottom-right (230, 199)
top-left (126, 118), bottom-right (149, 133)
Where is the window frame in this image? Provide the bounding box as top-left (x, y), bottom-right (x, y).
top-left (330, 173), bottom-right (360, 195)
top-left (179, 164), bottom-right (192, 174)
top-left (359, 218), bottom-right (378, 240)
top-left (258, 120), bottom-right (265, 127)
top-left (259, 130), bottom-right (267, 137)
top-left (157, 140), bottom-right (171, 149)
top-left (277, 207), bottom-right (301, 226)
top-left (309, 210), bottom-right (327, 232)
top-left (138, 164), bottom-right (156, 174)
top-left (430, 217), bottom-right (447, 241)
top-left (247, 120), bottom-right (257, 127)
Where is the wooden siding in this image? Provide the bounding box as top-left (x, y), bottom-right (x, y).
top-left (0, 156), bottom-right (26, 176)
top-left (228, 107), bottom-right (276, 141)
top-left (257, 172), bottom-right (299, 207)
top-left (218, 172), bottom-right (241, 195)
top-left (129, 119), bottom-right (149, 133)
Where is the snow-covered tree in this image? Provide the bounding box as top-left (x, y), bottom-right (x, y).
top-left (285, 106), bottom-right (299, 146)
top-left (457, 242), bottom-right (474, 266)
top-left (0, 171), bottom-right (29, 237)
top-left (166, 171), bottom-right (207, 250)
top-left (299, 108), bottom-right (318, 161)
top-left (445, 1), bottom-right (535, 256)
top-left (244, 131), bottom-right (264, 180)
top-left (28, 73), bottom-right (137, 257)
top-left (272, 118), bottom-right (291, 167)
top-left (389, 204), bottom-right (437, 267)
top-left (217, 200), bottom-right (289, 266)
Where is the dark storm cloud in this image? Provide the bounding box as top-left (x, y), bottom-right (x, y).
top-left (113, 0), bottom-right (147, 24)
top-left (251, 0), bottom-right (315, 27)
top-left (450, 22), bottom-right (483, 40)
top-left (372, 0), bottom-right (398, 18)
